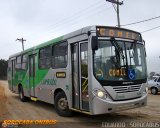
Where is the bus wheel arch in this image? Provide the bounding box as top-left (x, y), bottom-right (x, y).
top-left (54, 89), bottom-right (73, 117)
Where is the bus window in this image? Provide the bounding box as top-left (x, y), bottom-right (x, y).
top-left (39, 46), bottom-right (52, 69)
top-left (15, 55), bottom-right (22, 69)
top-left (52, 42), bottom-right (68, 68)
top-left (22, 54), bottom-right (28, 70)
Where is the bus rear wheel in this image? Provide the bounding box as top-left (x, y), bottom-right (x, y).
top-left (54, 92), bottom-right (73, 117)
top-left (19, 86), bottom-right (28, 102)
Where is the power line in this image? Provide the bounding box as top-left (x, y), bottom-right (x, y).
top-left (141, 25), bottom-right (160, 33)
top-left (121, 15), bottom-right (160, 26)
top-left (26, 0), bottom-right (108, 38)
top-left (48, 3), bottom-right (106, 30)
top-left (48, 0), bottom-right (104, 29)
top-left (49, 5), bottom-right (111, 33)
top-left (25, 1), bottom-right (113, 46)
top-left (35, 6), bottom-right (111, 42)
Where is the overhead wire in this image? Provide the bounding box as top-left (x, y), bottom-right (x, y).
top-left (121, 15), bottom-right (160, 26)
top-left (112, 3), bottom-right (117, 12)
top-left (26, 0), bottom-right (107, 38)
top-left (49, 5), bottom-right (112, 33)
top-left (141, 25), bottom-right (160, 33)
top-left (48, 4), bottom-right (108, 31)
top-left (48, 0), bottom-right (104, 29)
top-left (26, 0), bottom-right (112, 44)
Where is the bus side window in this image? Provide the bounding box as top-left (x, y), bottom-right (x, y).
top-left (52, 42), bottom-right (68, 68)
top-left (15, 55), bottom-right (22, 69)
top-left (39, 46), bottom-right (52, 69)
top-left (22, 54), bottom-right (28, 70)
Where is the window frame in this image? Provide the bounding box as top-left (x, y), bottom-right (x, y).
top-left (15, 55), bottom-right (22, 70)
top-left (21, 54), bottom-right (28, 70)
top-left (39, 45), bottom-right (52, 69)
top-left (52, 41), bottom-right (68, 69)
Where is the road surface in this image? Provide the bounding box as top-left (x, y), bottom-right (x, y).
top-left (0, 81), bottom-right (160, 128)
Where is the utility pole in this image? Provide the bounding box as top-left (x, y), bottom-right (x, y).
top-left (106, 0), bottom-right (123, 27)
top-left (16, 38), bottom-right (26, 51)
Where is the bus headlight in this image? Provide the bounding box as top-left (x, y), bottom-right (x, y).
top-left (97, 91), bottom-right (104, 98)
top-left (93, 89), bottom-right (107, 99)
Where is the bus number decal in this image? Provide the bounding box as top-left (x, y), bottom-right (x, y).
top-left (56, 72), bottom-right (66, 78)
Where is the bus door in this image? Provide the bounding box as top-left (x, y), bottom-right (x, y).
top-left (11, 60), bottom-right (16, 91)
top-left (29, 54), bottom-right (37, 97)
top-left (71, 41), bottom-right (89, 111)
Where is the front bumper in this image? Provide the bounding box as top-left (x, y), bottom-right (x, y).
top-left (91, 93), bottom-right (147, 115)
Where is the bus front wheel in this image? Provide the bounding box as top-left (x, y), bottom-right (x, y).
top-left (54, 92), bottom-right (73, 117)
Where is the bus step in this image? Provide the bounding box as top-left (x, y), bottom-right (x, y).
top-left (30, 97), bottom-right (38, 101)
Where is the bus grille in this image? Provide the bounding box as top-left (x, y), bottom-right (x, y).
top-left (112, 85), bottom-right (141, 93)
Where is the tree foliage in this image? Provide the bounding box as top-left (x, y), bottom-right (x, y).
top-left (0, 59), bottom-right (8, 80)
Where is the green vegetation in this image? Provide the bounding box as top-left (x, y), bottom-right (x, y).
top-left (0, 59), bottom-right (8, 80)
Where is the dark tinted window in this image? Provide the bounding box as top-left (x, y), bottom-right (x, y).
top-left (15, 56), bottom-right (22, 69)
top-left (52, 42), bottom-right (68, 68)
top-left (22, 54), bottom-right (28, 70)
top-left (39, 46), bottom-right (51, 69)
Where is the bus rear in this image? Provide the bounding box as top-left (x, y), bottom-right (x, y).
top-left (90, 26), bottom-right (148, 114)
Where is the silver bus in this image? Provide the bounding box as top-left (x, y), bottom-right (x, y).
top-left (8, 26), bottom-right (148, 116)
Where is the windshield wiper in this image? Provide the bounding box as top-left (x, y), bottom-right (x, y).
top-left (130, 41), bottom-right (139, 65)
top-left (111, 37), bottom-right (124, 58)
top-left (110, 37), bottom-right (125, 66)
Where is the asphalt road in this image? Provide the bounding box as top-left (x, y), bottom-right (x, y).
top-left (0, 80), bottom-right (160, 128)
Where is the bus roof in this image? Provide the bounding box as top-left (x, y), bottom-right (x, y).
top-left (9, 25), bottom-right (141, 59)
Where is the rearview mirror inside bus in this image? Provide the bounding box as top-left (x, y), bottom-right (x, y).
top-left (92, 36), bottom-right (98, 50)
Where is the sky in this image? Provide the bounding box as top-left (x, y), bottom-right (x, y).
top-left (0, 0), bottom-right (160, 73)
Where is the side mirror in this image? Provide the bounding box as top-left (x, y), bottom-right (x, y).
top-left (143, 40), bottom-right (145, 45)
top-left (143, 40), bottom-right (147, 57)
top-left (91, 36), bottom-right (98, 50)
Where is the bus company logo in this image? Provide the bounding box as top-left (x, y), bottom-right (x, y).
top-left (41, 78), bottom-right (57, 86)
top-left (128, 86), bottom-right (133, 91)
top-left (122, 82), bottom-right (134, 85)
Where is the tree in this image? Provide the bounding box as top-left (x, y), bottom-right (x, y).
top-left (0, 59), bottom-right (8, 80)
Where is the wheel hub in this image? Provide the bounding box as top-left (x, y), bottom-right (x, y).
top-left (58, 98), bottom-right (68, 110)
top-left (152, 88), bottom-right (156, 94)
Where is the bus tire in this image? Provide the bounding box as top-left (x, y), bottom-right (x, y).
top-left (54, 91), bottom-right (73, 117)
top-left (19, 86), bottom-right (28, 102)
top-left (151, 87), bottom-right (158, 95)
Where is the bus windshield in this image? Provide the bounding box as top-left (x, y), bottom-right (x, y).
top-left (93, 40), bottom-right (147, 81)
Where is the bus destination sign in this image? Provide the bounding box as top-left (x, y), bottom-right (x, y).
top-left (97, 27), bottom-right (142, 41)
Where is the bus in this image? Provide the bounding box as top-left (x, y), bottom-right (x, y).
top-left (8, 26), bottom-right (148, 116)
